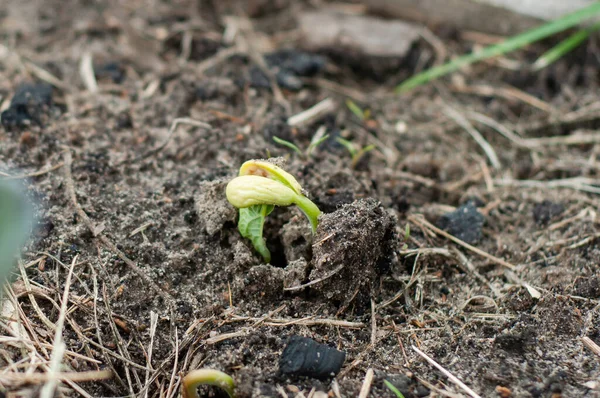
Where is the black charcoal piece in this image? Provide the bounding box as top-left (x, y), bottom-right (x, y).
top-left (279, 336), bottom-right (345, 379)
top-left (532, 200), bottom-right (564, 225)
top-left (436, 201), bottom-right (484, 244)
top-left (1, 83), bottom-right (53, 128)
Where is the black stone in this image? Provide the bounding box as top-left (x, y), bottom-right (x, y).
top-left (94, 61), bottom-right (126, 84)
top-left (249, 50), bottom-right (326, 91)
top-left (532, 200), bottom-right (564, 225)
top-left (279, 335), bottom-right (345, 379)
top-left (436, 201), bottom-right (485, 244)
top-left (1, 83), bottom-right (53, 128)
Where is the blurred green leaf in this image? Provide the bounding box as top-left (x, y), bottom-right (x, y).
top-left (0, 181), bottom-right (33, 283)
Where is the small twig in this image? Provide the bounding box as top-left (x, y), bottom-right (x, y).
top-left (495, 177), bottom-right (600, 195)
top-left (287, 98), bottom-right (336, 127)
top-left (39, 256), bottom-right (78, 398)
top-left (357, 368), bottom-right (374, 398)
top-left (412, 345), bottom-right (482, 398)
top-left (205, 330), bottom-right (248, 345)
top-left (444, 105), bottom-right (501, 169)
top-left (79, 52), bottom-right (98, 93)
top-left (0, 370), bottom-right (112, 383)
top-left (284, 264), bottom-right (344, 291)
top-left (143, 311), bottom-right (159, 398)
top-left (134, 118), bottom-right (212, 162)
top-left (25, 60), bottom-right (72, 91)
top-left (409, 214), bottom-right (516, 270)
top-left (0, 161), bottom-right (65, 180)
top-left (370, 299), bottom-right (377, 346)
top-left (227, 315), bottom-right (364, 328)
top-left (466, 111), bottom-right (530, 149)
top-left (582, 336), bottom-right (600, 358)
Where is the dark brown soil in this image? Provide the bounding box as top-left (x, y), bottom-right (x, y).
top-left (1, 1), bottom-right (600, 397)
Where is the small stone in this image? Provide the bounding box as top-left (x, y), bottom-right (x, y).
top-left (436, 201), bottom-right (484, 244)
top-left (532, 200), bottom-right (564, 225)
top-left (279, 335), bottom-right (346, 379)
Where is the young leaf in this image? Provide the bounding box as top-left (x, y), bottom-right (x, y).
top-left (237, 205), bottom-right (274, 263)
top-left (307, 134), bottom-right (329, 156)
top-left (335, 137), bottom-right (357, 157)
top-left (346, 99), bottom-right (366, 121)
top-left (352, 144), bottom-right (376, 168)
top-left (273, 136), bottom-right (303, 157)
top-left (384, 380), bottom-right (406, 398)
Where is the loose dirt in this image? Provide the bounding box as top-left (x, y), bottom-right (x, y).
top-left (1, 1), bottom-right (599, 397)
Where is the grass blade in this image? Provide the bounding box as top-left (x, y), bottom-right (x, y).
top-left (272, 136), bottom-right (303, 157)
top-left (533, 21), bottom-right (600, 70)
top-left (383, 380), bottom-right (406, 398)
top-left (346, 99), bottom-right (366, 120)
top-left (396, 1), bottom-right (600, 92)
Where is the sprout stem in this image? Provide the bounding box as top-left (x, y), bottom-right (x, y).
top-left (182, 369), bottom-right (236, 398)
top-left (294, 194), bottom-right (321, 233)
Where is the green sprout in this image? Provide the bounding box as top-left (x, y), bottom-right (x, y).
top-left (533, 21), bottom-right (600, 70)
top-left (182, 369), bottom-right (236, 398)
top-left (336, 137), bottom-right (376, 169)
top-left (0, 181), bottom-right (33, 285)
top-left (226, 160), bottom-right (321, 263)
top-left (272, 132), bottom-right (330, 159)
top-left (384, 380), bottom-right (406, 398)
top-left (396, 2), bottom-right (600, 92)
top-left (345, 99), bottom-right (371, 121)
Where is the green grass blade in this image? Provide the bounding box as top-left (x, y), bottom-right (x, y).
top-left (396, 1), bottom-right (600, 92)
top-left (383, 380), bottom-right (406, 398)
top-left (272, 136), bottom-right (303, 157)
top-left (307, 134), bottom-right (330, 154)
top-left (335, 137), bottom-right (357, 157)
top-left (533, 21), bottom-right (600, 70)
top-left (346, 99), bottom-right (366, 120)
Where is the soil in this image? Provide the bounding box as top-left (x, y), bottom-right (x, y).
top-left (1, 1), bottom-right (600, 397)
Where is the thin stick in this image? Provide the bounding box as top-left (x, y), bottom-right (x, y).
top-left (1, 162), bottom-right (65, 180)
top-left (370, 299), bottom-right (377, 346)
top-left (228, 315), bottom-right (364, 328)
top-left (39, 256), bottom-right (78, 398)
top-left (135, 118), bottom-right (212, 162)
top-left (409, 215), bottom-right (515, 270)
top-left (79, 52), bottom-right (98, 93)
top-left (287, 98), bottom-right (336, 127)
top-left (1, 370), bottom-right (112, 383)
top-left (144, 311), bottom-right (159, 398)
top-left (444, 105), bottom-right (501, 169)
top-left (284, 264), bottom-right (344, 291)
top-left (495, 177), bottom-right (600, 195)
top-left (412, 345), bottom-right (482, 398)
top-left (466, 111), bottom-right (530, 149)
top-left (357, 368), bottom-right (374, 398)
top-left (582, 336), bottom-right (600, 357)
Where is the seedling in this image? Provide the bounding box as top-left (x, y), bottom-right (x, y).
top-left (272, 131), bottom-right (329, 159)
top-left (345, 99), bottom-right (371, 121)
top-left (182, 369), bottom-right (236, 398)
top-left (384, 380), bottom-right (406, 398)
top-left (396, 2), bottom-right (600, 92)
top-left (335, 137), bottom-right (376, 169)
top-left (226, 160), bottom-right (321, 263)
